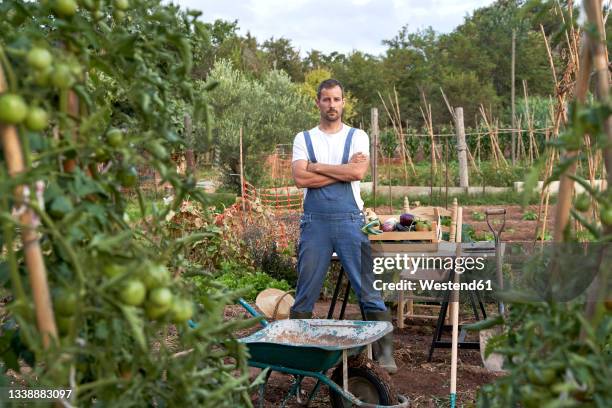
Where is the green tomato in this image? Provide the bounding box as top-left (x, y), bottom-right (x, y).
top-left (140, 263), bottom-right (170, 289)
top-left (93, 10), bottom-right (104, 20)
top-left (51, 64), bottom-right (74, 89)
top-left (106, 128), bottom-right (123, 147)
top-left (145, 302), bottom-right (169, 320)
top-left (0, 93), bottom-right (28, 124)
top-left (114, 0), bottom-right (129, 11)
top-left (27, 48), bottom-right (53, 70)
top-left (113, 10), bottom-right (125, 21)
top-left (171, 298), bottom-right (194, 324)
top-left (25, 107), bottom-right (49, 131)
top-left (527, 367), bottom-right (557, 386)
top-left (601, 207), bottom-right (612, 227)
top-left (56, 316), bottom-right (75, 335)
top-left (54, 0), bottom-right (78, 17)
top-left (33, 67), bottom-right (53, 86)
top-left (49, 196), bottom-right (73, 219)
top-left (119, 280), bottom-right (146, 306)
top-left (118, 166), bottom-right (138, 188)
top-left (80, 0), bottom-right (96, 11)
top-left (149, 287), bottom-right (173, 308)
top-left (55, 291), bottom-right (78, 316)
top-left (103, 263), bottom-right (125, 278)
top-left (94, 146), bottom-right (109, 162)
top-left (147, 140), bottom-right (168, 160)
top-left (574, 194), bottom-right (590, 213)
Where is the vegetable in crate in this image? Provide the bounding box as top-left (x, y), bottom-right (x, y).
top-left (415, 221), bottom-right (431, 231)
top-left (399, 213), bottom-right (415, 227)
top-left (394, 223), bottom-right (412, 231)
top-left (382, 218), bottom-right (397, 232)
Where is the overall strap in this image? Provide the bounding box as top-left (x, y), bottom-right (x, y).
top-left (303, 130), bottom-right (317, 163)
top-left (341, 128), bottom-right (356, 164)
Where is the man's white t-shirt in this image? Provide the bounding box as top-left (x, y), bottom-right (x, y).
top-left (292, 123), bottom-right (369, 210)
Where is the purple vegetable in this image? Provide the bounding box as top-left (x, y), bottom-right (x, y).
top-left (399, 213), bottom-right (415, 227)
top-left (382, 220), bottom-right (396, 232)
top-left (395, 223), bottom-right (411, 231)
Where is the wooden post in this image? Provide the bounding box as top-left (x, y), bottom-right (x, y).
top-left (455, 108), bottom-right (469, 188)
top-left (371, 108), bottom-right (379, 211)
top-left (239, 127), bottom-right (245, 212)
top-left (450, 207), bottom-right (463, 408)
top-left (184, 114), bottom-right (195, 174)
top-left (0, 67), bottom-right (57, 347)
top-left (342, 350), bottom-right (348, 392)
top-left (511, 28), bottom-right (517, 165)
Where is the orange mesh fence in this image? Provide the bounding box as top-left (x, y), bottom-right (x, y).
top-left (243, 181), bottom-right (303, 212)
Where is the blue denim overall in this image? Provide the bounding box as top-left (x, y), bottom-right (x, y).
top-left (291, 128), bottom-right (387, 314)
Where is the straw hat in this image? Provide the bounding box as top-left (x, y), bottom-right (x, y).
top-left (255, 288), bottom-right (295, 319)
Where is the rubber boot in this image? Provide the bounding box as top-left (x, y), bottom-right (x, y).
top-left (289, 310), bottom-right (312, 319)
top-left (364, 310), bottom-right (398, 374)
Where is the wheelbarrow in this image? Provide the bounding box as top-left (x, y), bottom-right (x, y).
top-left (237, 299), bottom-right (409, 408)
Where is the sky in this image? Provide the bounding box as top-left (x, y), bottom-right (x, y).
top-left (176, 0), bottom-right (497, 57)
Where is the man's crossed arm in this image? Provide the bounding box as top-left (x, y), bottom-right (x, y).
top-left (292, 152), bottom-right (369, 188)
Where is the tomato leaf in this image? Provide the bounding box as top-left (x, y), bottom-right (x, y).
top-left (120, 306), bottom-right (146, 352)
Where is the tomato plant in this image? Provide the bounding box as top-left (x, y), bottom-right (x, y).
top-left (0, 1), bottom-right (253, 406)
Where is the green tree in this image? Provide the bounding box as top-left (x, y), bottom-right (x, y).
top-left (262, 37), bottom-right (304, 82)
top-left (205, 60), bottom-right (316, 188)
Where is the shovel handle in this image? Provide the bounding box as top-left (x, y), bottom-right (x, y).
top-left (485, 208), bottom-right (506, 242)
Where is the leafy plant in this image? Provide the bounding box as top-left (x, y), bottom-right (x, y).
top-left (477, 303), bottom-right (612, 407)
top-left (0, 1), bottom-right (253, 405)
top-left (522, 210), bottom-right (538, 221)
top-left (197, 260), bottom-right (291, 302)
top-left (472, 211), bottom-right (486, 221)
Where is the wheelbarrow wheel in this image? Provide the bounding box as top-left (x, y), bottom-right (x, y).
top-left (329, 356), bottom-right (397, 408)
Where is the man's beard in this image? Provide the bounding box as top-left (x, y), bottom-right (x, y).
top-left (323, 110), bottom-right (341, 122)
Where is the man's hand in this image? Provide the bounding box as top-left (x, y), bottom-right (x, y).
top-left (293, 160), bottom-right (339, 188)
top-left (349, 152), bottom-right (368, 163)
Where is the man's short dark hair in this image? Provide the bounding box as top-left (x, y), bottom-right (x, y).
top-left (317, 79), bottom-right (344, 100)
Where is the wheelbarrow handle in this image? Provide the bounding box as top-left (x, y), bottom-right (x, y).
top-left (238, 298), bottom-right (269, 327)
top-left (188, 298), bottom-right (269, 330)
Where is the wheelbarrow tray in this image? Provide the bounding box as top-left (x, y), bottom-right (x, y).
top-left (239, 319), bottom-right (392, 372)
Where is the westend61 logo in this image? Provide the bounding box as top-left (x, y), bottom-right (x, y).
top-left (372, 254), bottom-right (486, 275)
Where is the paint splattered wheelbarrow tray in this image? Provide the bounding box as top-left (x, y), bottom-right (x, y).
top-left (239, 317), bottom-right (410, 407)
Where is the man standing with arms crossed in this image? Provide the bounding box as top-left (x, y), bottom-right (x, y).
top-left (290, 79), bottom-right (397, 374)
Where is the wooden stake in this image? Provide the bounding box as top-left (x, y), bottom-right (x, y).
top-left (553, 31), bottom-right (592, 242)
top-left (455, 107), bottom-right (469, 188)
top-left (511, 28), bottom-right (517, 165)
top-left (371, 108), bottom-right (379, 211)
top-left (239, 127), bottom-right (245, 213)
top-left (0, 67), bottom-right (58, 347)
top-left (450, 207), bottom-right (463, 408)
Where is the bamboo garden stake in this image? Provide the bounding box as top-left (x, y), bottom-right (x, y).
top-left (0, 63), bottom-right (58, 347)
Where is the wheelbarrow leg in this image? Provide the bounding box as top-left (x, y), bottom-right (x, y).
top-left (304, 376), bottom-right (323, 407)
top-left (257, 369), bottom-right (272, 408)
top-left (281, 375), bottom-right (304, 408)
